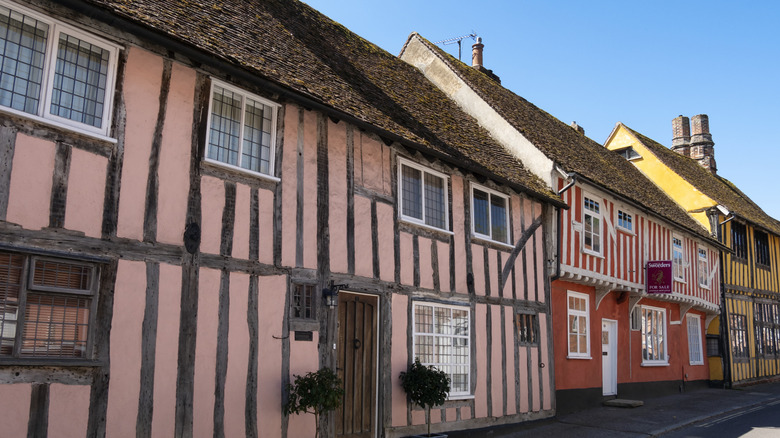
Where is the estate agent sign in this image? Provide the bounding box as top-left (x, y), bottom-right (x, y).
top-left (646, 260), bottom-right (672, 293)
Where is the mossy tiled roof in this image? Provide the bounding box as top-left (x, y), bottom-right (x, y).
top-left (404, 34), bottom-right (712, 239)
top-left (625, 126), bottom-right (780, 235)
top-left (79, 0), bottom-right (557, 203)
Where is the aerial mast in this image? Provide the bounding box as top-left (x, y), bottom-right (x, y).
top-left (434, 32), bottom-right (477, 61)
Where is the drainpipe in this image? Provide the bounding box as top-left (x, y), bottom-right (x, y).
top-left (714, 207), bottom-right (733, 388)
top-left (551, 173), bottom-right (576, 281)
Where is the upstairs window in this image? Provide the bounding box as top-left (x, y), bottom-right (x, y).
top-left (697, 248), bottom-right (709, 288)
top-left (755, 230), bottom-right (770, 268)
top-left (0, 251), bottom-right (98, 359)
top-left (516, 312), bottom-right (538, 346)
top-left (731, 222), bottom-right (748, 261)
top-left (471, 184), bottom-right (510, 245)
top-left (672, 236), bottom-right (685, 282)
top-left (617, 210), bottom-right (633, 233)
top-left (0, 1), bottom-right (119, 137)
top-left (205, 80), bottom-right (279, 177)
top-left (398, 159), bottom-right (449, 231)
top-left (582, 196), bottom-right (601, 255)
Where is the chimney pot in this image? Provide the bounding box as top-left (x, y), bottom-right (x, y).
top-left (671, 115), bottom-right (691, 156)
top-left (472, 37), bottom-right (484, 68)
top-left (689, 114), bottom-right (716, 173)
top-left (571, 121), bottom-right (585, 135)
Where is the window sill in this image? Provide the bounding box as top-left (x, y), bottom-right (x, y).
top-left (689, 362), bottom-right (704, 366)
top-left (674, 278), bottom-right (686, 284)
top-left (203, 158), bottom-right (281, 183)
top-left (398, 218), bottom-right (454, 236)
top-left (616, 227), bottom-right (635, 236)
top-left (0, 358), bottom-right (103, 367)
top-left (640, 362), bottom-right (669, 367)
top-left (582, 250), bottom-right (604, 259)
top-left (470, 235), bottom-right (514, 250)
top-left (446, 394), bottom-right (475, 401)
top-left (0, 107), bottom-right (116, 143)
top-left (567, 355), bottom-right (592, 360)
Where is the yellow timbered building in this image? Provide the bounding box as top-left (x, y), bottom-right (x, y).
top-left (605, 115), bottom-right (780, 386)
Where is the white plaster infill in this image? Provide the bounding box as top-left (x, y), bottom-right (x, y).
top-left (400, 36), bottom-right (554, 187)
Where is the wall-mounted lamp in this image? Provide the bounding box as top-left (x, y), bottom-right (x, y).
top-left (322, 280), bottom-right (348, 308)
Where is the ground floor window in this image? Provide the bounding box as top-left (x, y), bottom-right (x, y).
top-left (567, 291), bottom-right (590, 358)
top-left (412, 302), bottom-right (470, 397)
top-left (730, 313), bottom-right (749, 360)
top-left (0, 251), bottom-right (98, 359)
top-left (754, 302), bottom-right (779, 357)
top-left (686, 314), bottom-right (703, 365)
top-left (641, 306), bottom-right (667, 364)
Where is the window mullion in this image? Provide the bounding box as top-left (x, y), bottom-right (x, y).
top-left (237, 94), bottom-right (247, 169)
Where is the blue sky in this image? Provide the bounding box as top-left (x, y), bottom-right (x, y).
top-left (302, 0), bottom-right (780, 220)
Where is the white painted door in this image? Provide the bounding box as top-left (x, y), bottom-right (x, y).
top-left (602, 319), bottom-right (617, 396)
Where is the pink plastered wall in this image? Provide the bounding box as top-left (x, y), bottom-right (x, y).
top-left (256, 275), bottom-right (286, 436)
top-left (354, 195), bottom-right (372, 278)
top-left (48, 384), bottom-right (90, 437)
top-left (471, 244), bottom-right (485, 296)
top-left (490, 305), bottom-right (502, 414)
top-left (280, 104), bottom-right (299, 267)
top-left (288, 331), bottom-right (320, 437)
top-left (451, 175), bottom-right (467, 293)
top-left (64, 148), bottom-right (106, 237)
top-left (437, 240), bottom-right (450, 293)
top-left (151, 264), bottom-right (182, 438)
top-left (193, 268), bottom-right (220, 438)
top-left (399, 233), bottom-right (413, 286)
top-left (6, 133), bottom-right (54, 230)
top-left (157, 62), bottom-right (195, 245)
top-left (391, 294), bottom-right (409, 427)
top-left (518, 347), bottom-right (529, 413)
top-left (328, 120), bottom-right (348, 274)
top-left (117, 47), bottom-right (162, 240)
top-left (487, 249), bottom-right (499, 296)
top-left (232, 184), bottom-right (251, 259)
top-left (534, 203), bottom-right (545, 303)
top-left (377, 202), bottom-right (394, 282)
top-left (258, 188), bottom-right (274, 264)
top-left (539, 312), bottom-right (551, 410)
top-left (418, 237), bottom-right (433, 290)
top-left (199, 175), bottom-right (225, 255)
top-left (504, 307), bottom-right (516, 415)
top-left (106, 260), bottom-right (146, 437)
top-left (302, 109), bottom-right (317, 269)
top-left (356, 132), bottom-right (391, 197)
top-left (0, 384), bottom-right (31, 437)
top-left (224, 273), bottom-right (249, 438)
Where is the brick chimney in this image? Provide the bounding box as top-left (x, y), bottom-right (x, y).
top-left (671, 115), bottom-right (690, 157)
top-left (689, 114), bottom-right (716, 173)
top-left (472, 37), bottom-right (484, 68)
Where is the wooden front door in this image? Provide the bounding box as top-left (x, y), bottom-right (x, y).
top-left (336, 293), bottom-right (378, 438)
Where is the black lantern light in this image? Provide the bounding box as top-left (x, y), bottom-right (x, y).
top-left (322, 280), bottom-right (347, 308)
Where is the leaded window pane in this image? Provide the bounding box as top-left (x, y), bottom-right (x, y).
top-left (401, 165), bottom-right (422, 220)
top-left (0, 5), bottom-right (47, 114)
top-left (50, 33), bottom-right (109, 128)
top-left (424, 172), bottom-right (445, 229)
top-left (491, 195), bottom-right (507, 243)
top-left (473, 189), bottom-right (489, 236)
top-left (208, 86), bottom-right (242, 167)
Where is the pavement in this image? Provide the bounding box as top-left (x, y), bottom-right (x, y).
top-left (446, 381), bottom-right (780, 437)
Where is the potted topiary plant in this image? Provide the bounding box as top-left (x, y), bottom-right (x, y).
top-left (399, 358), bottom-right (451, 438)
top-left (283, 367), bottom-right (345, 438)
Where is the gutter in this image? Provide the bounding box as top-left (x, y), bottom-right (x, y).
top-left (57, 0), bottom-right (567, 209)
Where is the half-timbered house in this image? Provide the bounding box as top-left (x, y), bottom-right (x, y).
top-left (400, 34), bottom-right (725, 413)
top-left (606, 117), bottom-right (780, 387)
top-left (0, 0), bottom-right (565, 437)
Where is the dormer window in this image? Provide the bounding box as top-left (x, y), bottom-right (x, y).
top-left (615, 147), bottom-right (641, 161)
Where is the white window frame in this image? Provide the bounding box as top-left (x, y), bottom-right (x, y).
top-left (398, 158), bottom-right (450, 232)
top-left (616, 209), bottom-right (634, 233)
top-left (0, 1), bottom-right (119, 139)
top-left (411, 301), bottom-right (471, 398)
top-left (204, 79), bottom-right (280, 180)
top-left (672, 235), bottom-right (685, 282)
top-left (641, 305), bottom-right (668, 365)
top-left (697, 247), bottom-right (710, 289)
top-left (566, 291), bottom-right (590, 358)
top-left (582, 194), bottom-right (602, 256)
top-left (686, 314), bottom-right (704, 365)
top-left (470, 183), bottom-right (511, 245)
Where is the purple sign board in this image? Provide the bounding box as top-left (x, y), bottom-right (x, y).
top-left (646, 260), bottom-right (672, 294)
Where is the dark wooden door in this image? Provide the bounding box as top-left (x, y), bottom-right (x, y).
top-left (336, 293), bottom-right (378, 438)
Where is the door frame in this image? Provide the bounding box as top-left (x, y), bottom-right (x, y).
top-left (336, 291), bottom-right (380, 438)
top-left (602, 318), bottom-right (618, 396)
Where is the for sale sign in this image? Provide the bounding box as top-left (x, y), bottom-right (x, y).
top-left (646, 261), bottom-right (672, 294)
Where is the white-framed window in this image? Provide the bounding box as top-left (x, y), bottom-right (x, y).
top-left (205, 80), bottom-right (279, 178)
top-left (697, 247), bottom-right (709, 289)
top-left (686, 314), bottom-right (703, 365)
top-left (0, 251), bottom-right (99, 359)
top-left (567, 291), bottom-right (590, 358)
top-left (641, 306), bottom-right (667, 365)
top-left (672, 235), bottom-right (685, 282)
top-left (617, 209), bottom-right (633, 233)
top-left (582, 195), bottom-right (602, 255)
top-left (471, 183), bottom-right (510, 245)
top-left (0, 1), bottom-right (119, 138)
top-left (412, 302), bottom-right (470, 397)
top-left (398, 158), bottom-right (449, 231)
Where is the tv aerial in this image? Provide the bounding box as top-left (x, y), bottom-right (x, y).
top-left (434, 32), bottom-right (478, 61)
